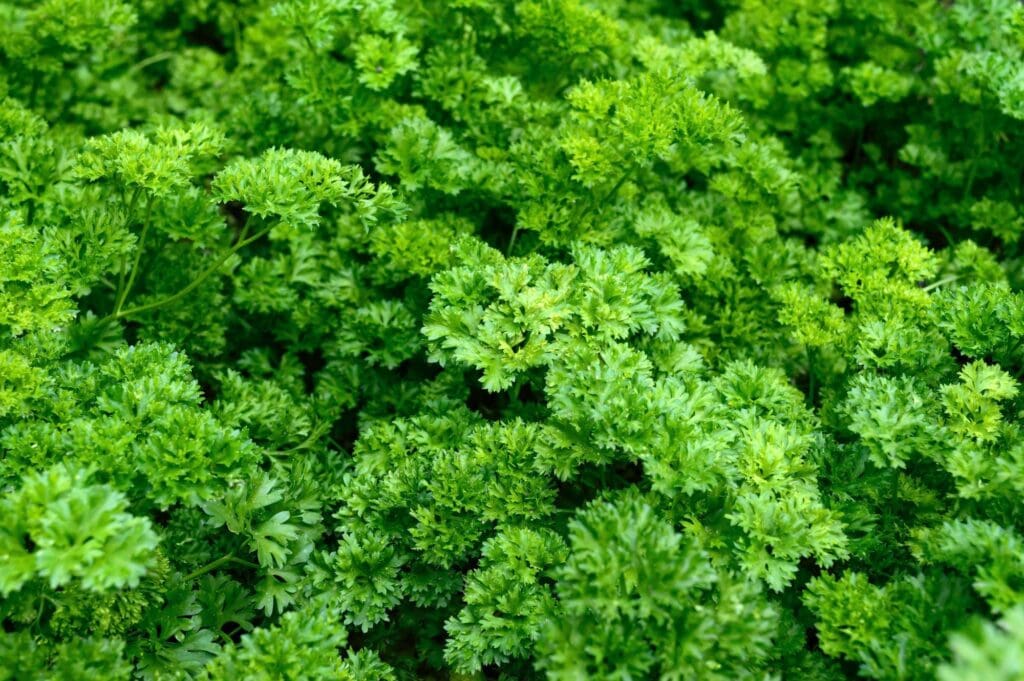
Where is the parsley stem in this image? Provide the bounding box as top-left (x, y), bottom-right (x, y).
top-left (231, 556), bottom-right (261, 569)
top-left (273, 421), bottom-right (330, 456)
top-left (922, 274), bottom-right (961, 292)
top-left (962, 119), bottom-right (985, 201)
top-left (507, 223), bottom-right (520, 254)
top-left (597, 166), bottom-right (635, 209)
top-left (128, 51), bottom-right (174, 74)
top-left (514, 158), bottom-right (637, 255)
top-left (114, 187), bottom-right (144, 306)
top-left (115, 195), bottom-right (154, 315)
top-left (807, 346), bottom-right (817, 408)
top-left (1005, 335), bottom-right (1024, 364)
top-left (105, 220), bottom-right (273, 322)
top-left (566, 164), bottom-right (636, 235)
top-left (184, 553), bottom-right (237, 580)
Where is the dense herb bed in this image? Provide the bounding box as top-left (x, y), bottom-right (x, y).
top-left (2, 1), bottom-right (1024, 679)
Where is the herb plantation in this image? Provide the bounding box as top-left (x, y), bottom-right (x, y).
top-left (1, 0), bottom-right (1023, 679)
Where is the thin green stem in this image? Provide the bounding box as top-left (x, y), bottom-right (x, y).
top-left (33, 594), bottom-right (46, 629)
top-left (1004, 335), bottom-right (1024, 368)
top-left (128, 51), bottom-right (175, 74)
top-left (229, 556), bottom-right (260, 570)
top-left (962, 118), bottom-right (986, 202)
top-left (272, 422), bottom-right (330, 456)
top-left (567, 164), bottom-right (636, 233)
top-left (299, 28), bottom-right (318, 54)
top-left (28, 76), bottom-right (39, 110)
top-left (106, 220), bottom-right (271, 323)
top-left (597, 166), bottom-right (635, 209)
top-left (507, 223), bottom-right (521, 254)
top-left (31, 594), bottom-right (61, 631)
top-left (115, 196), bottom-right (154, 314)
top-left (807, 346), bottom-right (817, 409)
top-left (963, 161), bottom-right (979, 202)
top-left (185, 553), bottom-right (236, 581)
top-left (115, 259), bottom-right (126, 307)
top-left (922, 274), bottom-right (962, 292)
top-left (936, 224), bottom-right (956, 247)
top-left (114, 187), bottom-right (144, 306)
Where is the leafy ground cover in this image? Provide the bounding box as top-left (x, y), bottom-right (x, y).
top-left (2, 0), bottom-right (1024, 679)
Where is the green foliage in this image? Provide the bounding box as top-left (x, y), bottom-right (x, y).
top-left (3, 0), bottom-right (1024, 678)
top-left (938, 606), bottom-right (1024, 681)
top-left (804, 571), bottom-right (975, 680)
top-left (537, 492), bottom-right (776, 680)
top-left (0, 465), bottom-right (158, 595)
top-left (200, 602), bottom-right (348, 681)
top-left (444, 527), bottom-right (567, 673)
